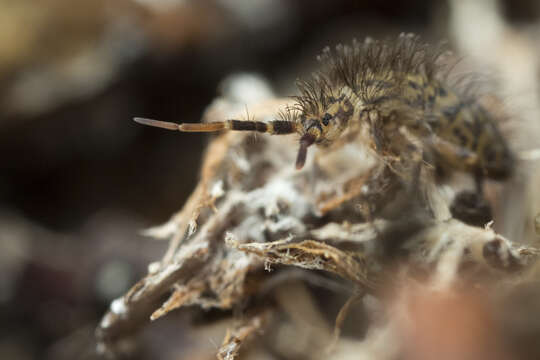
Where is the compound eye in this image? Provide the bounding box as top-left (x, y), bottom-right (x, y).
top-left (322, 113), bottom-right (332, 126)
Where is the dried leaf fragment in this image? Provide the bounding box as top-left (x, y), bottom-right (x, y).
top-left (231, 238), bottom-right (377, 289)
top-left (150, 282), bottom-right (205, 321)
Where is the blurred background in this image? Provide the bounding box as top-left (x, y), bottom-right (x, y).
top-left (1, 0), bottom-right (540, 359)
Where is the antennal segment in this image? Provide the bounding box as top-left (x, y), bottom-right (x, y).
top-left (133, 118), bottom-right (181, 131)
top-left (180, 122), bottom-right (225, 132)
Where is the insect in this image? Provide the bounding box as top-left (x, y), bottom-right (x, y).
top-left (135, 33), bottom-right (513, 190)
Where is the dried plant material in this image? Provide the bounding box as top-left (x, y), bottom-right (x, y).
top-left (150, 282), bottom-right (205, 321)
top-left (96, 241), bottom-right (210, 345)
top-left (98, 97), bottom-right (538, 355)
top-left (229, 237), bottom-right (376, 289)
top-left (217, 310), bottom-right (271, 360)
top-left (404, 219), bottom-right (534, 277)
top-left (160, 133), bottom-right (235, 264)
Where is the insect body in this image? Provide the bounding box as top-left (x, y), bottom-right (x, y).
top-left (397, 72), bottom-right (513, 181)
top-left (135, 34), bottom-right (513, 184)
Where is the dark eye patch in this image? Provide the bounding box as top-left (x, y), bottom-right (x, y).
top-left (322, 113), bottom-right (332, 126)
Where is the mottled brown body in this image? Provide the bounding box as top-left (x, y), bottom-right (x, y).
top-left (405, 74), bottom-right (512, 180)
top-left (313, 76), bottom-right (513, 181)
top-left (291, 35), bottom-right (513, 181)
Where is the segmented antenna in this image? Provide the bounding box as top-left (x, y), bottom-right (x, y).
top-left (134, 117), bottom-right (310, 167)
top-left (133, 117), bottom-right (296, 134)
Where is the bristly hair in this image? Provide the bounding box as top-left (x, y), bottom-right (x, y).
top-left (276, 106), bottom-right (301, 124)
top-left (291, 33), bottom-right (449, 115)
top-left (292, 75), bottom-right (336, 117)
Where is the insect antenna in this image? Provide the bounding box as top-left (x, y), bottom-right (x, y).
top-left (134, 116), bottom-right (316, 169)
top-left (134, 117), bottom-right (297, 135)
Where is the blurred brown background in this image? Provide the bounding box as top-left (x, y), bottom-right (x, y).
top-left (1, 0), bottom-right (540, 359)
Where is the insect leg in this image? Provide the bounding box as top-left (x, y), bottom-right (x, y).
top-left (450, 189), bottom-right (493, 227)
top-left (425, 134), bottom-right (479, 171)
top-left (317, 172), bottom-right (371, 215)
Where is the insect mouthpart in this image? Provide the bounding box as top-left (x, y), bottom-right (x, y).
top-left (296, 133), bottom-right (316, 170)
top-left (305, 120), bottom-right (323, 136)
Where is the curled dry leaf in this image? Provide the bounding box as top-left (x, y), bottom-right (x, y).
top-left (230, 237), bottom-right (377, 289)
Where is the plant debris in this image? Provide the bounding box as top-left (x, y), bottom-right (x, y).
top-left (97, 75), bottom-right (540, 359)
